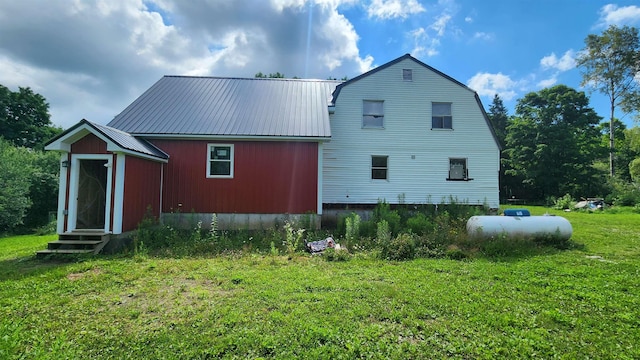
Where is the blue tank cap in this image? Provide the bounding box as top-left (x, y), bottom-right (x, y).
top-left (503, 209), bottom-right (531, 217)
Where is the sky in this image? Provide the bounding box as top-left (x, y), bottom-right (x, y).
top-left (1, 0), bottom-right (640, 130)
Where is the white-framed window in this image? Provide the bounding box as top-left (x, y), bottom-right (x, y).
top-left (403, 69), bottom-right (413, 81)
top-left (448, 158), bottom-right (468, 180)
top-left (207, 144), bottom-right (234, 178)
top-left (432, 102), bottom-right (452, 129)
top-left (371, 155), bottom-right (388, 180)
top-left (363, 100), bottom-right (384, 128)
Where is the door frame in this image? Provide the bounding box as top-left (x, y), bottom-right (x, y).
top-left (67, 154), bottom-right (113, 233)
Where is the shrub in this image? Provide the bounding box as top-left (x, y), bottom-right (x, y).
top-left (323, 247), bottom-right (350, 262)
top-left (406, 212), bottom-right (434, 235)
top-left (553, 194), bottom-right (574, 210)
top-left (372, 200), bottom-right (401, 235)
top-left (380, 233), bottom-right (415, 261)
top-left (606, 179), bottom-right (640, 206)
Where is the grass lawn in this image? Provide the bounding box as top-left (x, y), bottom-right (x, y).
top-left (1, 207), bottom-right (639, 359)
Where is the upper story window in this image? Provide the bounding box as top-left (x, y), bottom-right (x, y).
top-left (403, 69), bottom-right (413, 81)
top-left (207, 144), bottom-right (234, 178)
top-left (363, 100), bottom-right (384, 128)
top-left (448, 158), bottom-right (468, 180)
top-left (432, 102), bottom-right (452, 129)
top-left (371, 155), bottom-right (388, 180)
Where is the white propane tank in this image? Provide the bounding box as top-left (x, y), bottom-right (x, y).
top-left (466, 214), bottom-right (573, 240)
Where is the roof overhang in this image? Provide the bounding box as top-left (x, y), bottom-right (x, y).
top-left (45, 120), bottom-right (169, 163)
top-left (133, 134), bottom-right (333, 143)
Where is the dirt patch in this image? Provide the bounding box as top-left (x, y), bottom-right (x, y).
top-left (67, 267), bottom-right (103, 281)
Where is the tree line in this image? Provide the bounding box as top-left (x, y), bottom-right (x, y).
top-left (0, 85), bottom-right (61, 233)
top-left (487, 25), bottom-right (640, 206)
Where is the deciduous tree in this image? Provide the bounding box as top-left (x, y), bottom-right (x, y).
top-left (0, 84), bottom-right (61, 149)
top-left (576, 25), bottom-right (640, 176)
top-left (505, 85), bottom-right (605, 200)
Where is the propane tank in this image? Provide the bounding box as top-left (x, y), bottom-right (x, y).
top-left (466, 214), bottom-right (572, 240)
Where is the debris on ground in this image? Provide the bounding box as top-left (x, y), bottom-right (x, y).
top-left (306, 237), bottom-right (340, 253)
top-left (574, 198), bottom-right (605, 211)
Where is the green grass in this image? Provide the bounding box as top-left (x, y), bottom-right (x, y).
top-left (1, 207), bottom-right (639, 358)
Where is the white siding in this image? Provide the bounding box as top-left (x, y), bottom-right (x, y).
top-left (323, 58), bottom-right (500, 208)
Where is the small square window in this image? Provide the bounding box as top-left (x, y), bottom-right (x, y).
top-left (403, 69), bottom-right (413, 81)
top-left (448, 158), bottom-right (467, 180)
top-left (432, 102), bottom-right (452, 129)
top-left (207, 144), bottom-right (234, 178)
top-left (363, 100), bottom-right (384, 128)
top-left (372, 155), bottom-right (388, 180)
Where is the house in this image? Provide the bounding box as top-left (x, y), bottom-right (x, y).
top-left (44, 54), bottom-right (500, 250)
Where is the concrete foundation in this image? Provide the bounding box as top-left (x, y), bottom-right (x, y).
top-left (160, 212), bottom-right (320, 230)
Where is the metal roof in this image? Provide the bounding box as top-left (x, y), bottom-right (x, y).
top-left (90, 121), bottom-right (169, 159)
top-left (108, 76), bottom-right (342, 138)
top-left (45, 119), bottom-right (169, 160)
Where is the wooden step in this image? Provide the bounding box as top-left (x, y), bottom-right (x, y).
top-left (36, 249), bottom-right (94, 256)
top-left (37, 232), bottom-right (111, 256)
top-left (50, 240), bottom-right (103, 245)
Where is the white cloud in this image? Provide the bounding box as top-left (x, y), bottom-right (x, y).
top-left (537, 77), bottom-right (557, 88)
top-left (540, 50), bottom-right (576, 72)
top-left (472, 32), bottom-right (493, 41)
top-left (429, 14), bottom-right (452, 36)
top-left (367, 0), bottom-right (425, 20)
top-left (409, 27), bottom-right (440, 57)
top-left (464, 16), bottom-right (473, 23)
top-left (0, 0), bottom-right (374, 128)
top-left (598, 4), bottom-right (640, 26)
top-left (467, 72), bottom-right (517, 101)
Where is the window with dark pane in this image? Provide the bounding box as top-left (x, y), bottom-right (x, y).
top-left (449, 158), bottom-right (467, 180)
top-left (363, 100), bottom-right (384, 128)
top-left (403, 68), bottom-right (412, 81)
top-left (208, 145), bottom-right (233, 177)
top-left (371, 155), bottom-right (388, 180)
top-left (432, 102), bottom-right (453, 129)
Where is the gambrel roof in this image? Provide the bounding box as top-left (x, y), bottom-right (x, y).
top-left (107, 76), bottom-right (341, 139)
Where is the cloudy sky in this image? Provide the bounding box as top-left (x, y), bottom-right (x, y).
top-left (1, 0), bottom-right (639, 129)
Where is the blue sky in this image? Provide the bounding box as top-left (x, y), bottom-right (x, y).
top-left (0, 0), bottom-right (639, 129)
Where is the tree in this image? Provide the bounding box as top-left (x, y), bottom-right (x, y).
top-left (0, 84), bottom-right (61, 149)
top-left (487, 94), bottom-right (509, 148)
top-left (0, 138), bottom-right (34, 232)
top-left (254, 72), bottom-right (285, 78)
top-left (486, 94), bottom-right (514, 200)
top-left (597, 120), bottom-right (640, 181)
top-left (504, 85), bottom-right (605, 201)
top-left (576, 25), bottom-right (640, 177)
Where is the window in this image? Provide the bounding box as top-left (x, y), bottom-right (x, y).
top-left (432, 102), bottom-right (452, 129)
top-left (363, 100), bottom-right (384, 128)
top-left (207, 144), bottom-right (234, 178)
top-left (403, 69), bottom-right (413, 81)
top-left (448, 158), bottom-right (468, 180)
top-left (371, 156), bottom-right (388, 180)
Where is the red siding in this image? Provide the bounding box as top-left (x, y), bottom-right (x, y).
top-left (122, 156), bottom-right (162, 232)
top-left (151, 140), bottom-right (318, 214)
top-left (71, 133), bottom-right (108, 153)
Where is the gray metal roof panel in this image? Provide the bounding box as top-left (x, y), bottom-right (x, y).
top-left (108, 76), bottom-right (341, 138)
top-left (90, 121), bottom-right (169, 159)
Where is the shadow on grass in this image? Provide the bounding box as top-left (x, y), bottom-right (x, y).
top-left (0, 254), bottom-right (95, 282)
top-left (469, 239), bottom-right (586, 262)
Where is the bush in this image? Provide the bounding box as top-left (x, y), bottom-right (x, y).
top-left (380, 233), bottom-right (416, 261)
top-left (553, 194), bottom-right (574, 210)
top-left (607, 179), bottom-right (640, 206)
top-left (372, 200), bottom-right (401, 235)
top-left (406, 212), bottom-right (434, 235)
